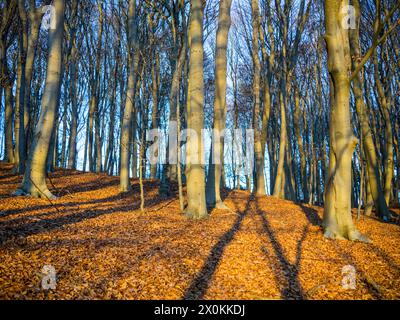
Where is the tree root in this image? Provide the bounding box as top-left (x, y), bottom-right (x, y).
top-left (12, 189), bottom-right (27, 197)
top-left (214, 201), bottom-right (230, 210)
top-left (324, 228), bottom-right (371, 243)
top-left (207, 200), bottom-right (230, 210)
top-left (12, 187), bottom-right (57, 201)
top-left (38, 189), bottom-right (58, 200)
top-left (184, 210), bottom-right (208, 220)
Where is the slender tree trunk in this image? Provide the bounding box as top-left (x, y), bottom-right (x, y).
top-left (139, 102), bottom-right (146, 212)
top-left (4, 86), bottom-right (14, 163)
top-left (294, 87), bottom-right (308, 202)
top-left (120, 0), bottom-right (138, 191)
top-left (373, 53), bottom-right (393, 207)
top-left (67, 42), bottom-right (78, 169)
top-left (60, 74), bottom-right (68, 167)
top-left (206, 0), bottom-right (232, 207)
top-left (95, 103), bottom-right (102, 172)
top-left (14, 38), bottom-right (24, 172)
top-left (177, 92), bottom-right (184, 212)
top-left (364, 170), bottom-right (374, 216)
top-left (83, 115), bottom-right (89, 171)
top-left (348, 0), bottom-right (390, 219)
top-left (357, 142), bottom-right (364, 220)
top-left (259, 5), bottom-right (274, 195)
top-left (250, 0), bottom-right (265, 195)
top-left (16, 0), bottom-right (28, 173)
top-left (273, 91), bottom-right (287, 197)
top-left (105, 47), bottom-right (119, 174)
top-left (159, 35), bottom-right (187, 197)
top-left (131, 108), bottom-right (138, 179)
top-left (150, 56), bottom-right (159, 179)
top-left (88, 94), bottom-right (95, 171)
top-left (23, 7), bottom-right (42, 156)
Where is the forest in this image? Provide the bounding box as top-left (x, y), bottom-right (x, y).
top-left (0, 0), bottom-right (399, 300)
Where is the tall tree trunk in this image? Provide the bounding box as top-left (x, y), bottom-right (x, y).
top-left (14, 37), bottom-right (24, 173)
top-left (185, 0), bottom-right (207, 219)
top-left (250, 0), bottom-right (265, 195)
top-left (18, 0), bottom-right (65, 199)
top-left (16, 0), bottom-right (28, 173)
top-left (373, 53), bottom-right (393, 207)
top-left (105, 45), bottom-right (119, 174)
top-left (23, 6), bottom-right (42, 156)
top-left (322, 0), bottom-right (367, 242)
top-left (294, 87), bottom-right (308, 202)
top-left (120, 0), bottom-right (138, 191)
top-left (60, 73), bottom-right (68, 167)
top-left (177, 91), bottom-right (185, 212)
top-left (259, 1), bottom-right (274, 195)
top-left (87, 4), bottom-right (104, 173)
top-left (88, 95), bottom-right (95, 171)
top-left (4, 86), bottom-right (14, 163)
top-left (83, 115), bottom-right (89, 171)
top-left (206, 0), bottom-right (232, 207)
top-left (67, 41), bottom-right (78, 169)
top-left (273, 91), bottom-right (287, 197)
top-left (159, 33), bottom-right (187, 197)
top-left (150, 56), bottom-right (159, 179)
top-left (348, 0), bottom-right (390, 219)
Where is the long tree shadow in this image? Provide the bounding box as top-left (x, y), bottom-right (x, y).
top-left (1, 178), bottom-right (163, 219)
top-left (299, 204), bottom-right (323, 226)
top-left (0, 193), bottom-right (175, 247)
top-left (0, 191), bottom-right (133, 219)
top-left (182, 195), bottom-right (252, 300)
top-left (255, 199), bottom-right (307, 299)
top-left (363, 242), bottom-right (400, 273)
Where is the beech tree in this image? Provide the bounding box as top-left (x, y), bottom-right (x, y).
top-left (205, 0), bottom-right (232, 207)
top-left (120, 0), bottom-right (139, 192)
top-left (16, 0), bottom-right (65, 198)
top-left (1, 0), bottom-right (398, 241)
top-left (185, 0), bottom-right (207, 219)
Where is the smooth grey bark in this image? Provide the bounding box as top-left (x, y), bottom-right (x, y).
top-left (18, 0), bottom-right (65, 199)
top-left (185, 0), bottom-right (207, 219)
top-left (206, 0), bottom-right (232, 208)
top-left (120, 0), bottom-right (139, 191)
top-left (322, 0), bottom-right (368, 242)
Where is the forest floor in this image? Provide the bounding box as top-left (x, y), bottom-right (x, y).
top-left (0, 162), bottom-right (399, 300)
